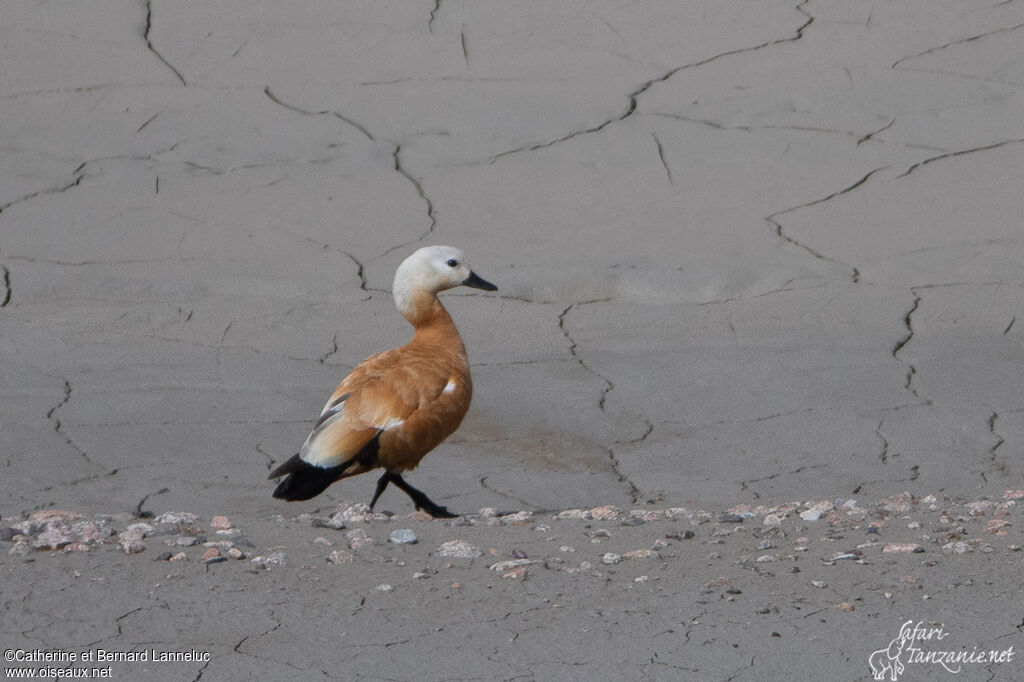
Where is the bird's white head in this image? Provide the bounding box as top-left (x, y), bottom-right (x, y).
top-left (393, 245), bottom-right (497, 321)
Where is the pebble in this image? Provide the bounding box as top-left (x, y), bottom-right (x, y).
top-left (33, 526), bottom-right (73, 550)
top-left (210, 516), bottom-right (233, 530)
top-left (9, 542), bottom-right (31, 557)
top-left (757, 539), bottom-right (777, 550)
top-left (125, 522), bottom-right (154, 537)
top-left (601, 552), bottom-right (621, 565)
top-left (375, 584), bottom-right (394, 593)
top-left (227, 547), bottom-right (246, 560)
top-left (202, 548), bottom-right (221, 561)
top-left (879, 492), bottom-right (915, 514)
top-left (589, 505), bottom-right (621, 520)
top-left (250, 552), bottom-right (286, 568)
top-left (435, 540), bottom-right (481, 559)
top-left (501, 511), bottom-right (534, 525)
top-left (327, 550), bottom-right (354, 564)
top-left (882, 543), bottom-right (924, 554)
top-left (835, 602), bottom-right (855, 612)
top-left (119, 538), bottom-right (146, 555)
top-left (501, 567), bottom-right (528, 579)
top-left (154, 512), bottom-right (199, 525)
top-left (811, 580), bottom-right (827, 588)
top-left (666, 530), bottom-right (695, 540)
top-left (389, 529), bottom-right (418, 545)
top-left (622, 549), bottom-right (657, 560)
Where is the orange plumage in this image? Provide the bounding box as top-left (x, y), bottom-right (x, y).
top-left (268, 246), bottom-right (496, 517)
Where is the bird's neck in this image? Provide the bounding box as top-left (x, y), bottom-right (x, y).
top-left (401, 292), bottom-right (466, 355)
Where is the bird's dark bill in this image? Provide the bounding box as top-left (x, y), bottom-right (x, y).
top-left (463, 271), bottom-right (497, 291)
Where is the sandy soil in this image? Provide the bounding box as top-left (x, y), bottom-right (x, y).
top-left (2, 1), bottom-right (1023, 680)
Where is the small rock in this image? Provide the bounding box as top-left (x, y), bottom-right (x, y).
top-left (174, 535), bottom-right (201, 547)
top-left (435, 540), bottom-right (481, 559)
top-left (755, 554), bottom-right (775, 563)
top-left (168, 551), bottom-right (189, 562)
top-left (210, 515), bottom-right (233, 530)
top-left (119, 538), bottom-right (146, 555)
top-left (879, 492), bottom-right (915, 514)
top-left (125, 522), bottom-right (154, 538)
top-left (510, 548), bottom-right (528, 559)
top-left (763, 514), bottom-right (783, 527)
top-left (406, 510), bottom-right (434, 522)
top-left (942, 541), bottom-right (973, 554)
top-left (719, 513), bottom-right (745, 524)
top-left (251, 552), bottom-right (286, 568)
top-left (1002, 490), bottom-right (1024, 501)
top-left (487, 557), bottom-right (536, 569)
top-left (0, 527), bottom-right (23, 541)
top-left (622, 549), bottom-right (657, 560)
top-left (154, 512), bottom-right (199, 525)
top-left (601, 552), bottom-right (622, 565)
top-left (327, 549), bottom-right (354, 564)
top-left (666, 529), bottom-right (695, 540)
top-left (62, 542), bottom-right (91, 553)
top-left (634, 575), bottom-right (649, 583)
top-left (985, 519), bottom-right (1011, 534)
top-left (965, 501), bottom-right (991, 516)
top-left (883, 543), bottom-right (924, 554)
top-left (9, 542), bottom-right (31, 557)
top-left (835, 602), bottom-right (855, 612)
top-left (412, 570), bottom-right (432, 579)
top-left (313, 536), bottom-right (333, 546)
top-left (757, 539), bottom-right (777, 550)
top-left (33, 526), bottom-right (73, 550)
top-left (375, 583), bottom-right (394, 593)
top-left (227, 547), bottom-right (246, 560)
top-left (389, 529), bottom-right (418, 545)
top-left (559, 545), bottom-right (576, 553)
top-left (501, 511), bottom-right (534, 525)
top-left (589, 505), bottom-right (621, 520)
top-left (555, 509), bottom-right (588, 520)
top-left (201, 547), bottom-right (221, 561)
top-left (811, 580), bottom-right (827, 589)
top-left (154, 551), bottom-right (173, 561)
top-left (501, 567), bottom-right (528, 580)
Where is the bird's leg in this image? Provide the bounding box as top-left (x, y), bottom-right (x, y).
top-left (368, 471), bottom-right (391, 511)
top-left (389, 473), bottom-right (457, 518)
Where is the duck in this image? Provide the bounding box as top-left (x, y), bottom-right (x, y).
top-left (268, 245), bottom-right (497, 518)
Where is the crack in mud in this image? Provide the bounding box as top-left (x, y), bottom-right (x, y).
top-left (143, 0), bottom-right (187, 85)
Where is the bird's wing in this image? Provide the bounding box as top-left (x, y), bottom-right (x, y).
top-left (299, 349), bottom-right (467, 471)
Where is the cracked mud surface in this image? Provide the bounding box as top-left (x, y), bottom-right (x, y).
top-left (2, 1), bottom-right (1022, 680)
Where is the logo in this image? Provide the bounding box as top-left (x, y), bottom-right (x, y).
top-left (869, 620), bottom-right (1015, 680)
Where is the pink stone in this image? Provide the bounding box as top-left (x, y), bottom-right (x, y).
top-left (210, 515), bottom-right (233, 530)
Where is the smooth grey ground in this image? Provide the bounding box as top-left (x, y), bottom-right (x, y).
top-left (2, 0), bottom-right (1023, 680)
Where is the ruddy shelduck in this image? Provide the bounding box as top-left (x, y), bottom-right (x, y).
top-left (269, 245), bottom-right (497, 517)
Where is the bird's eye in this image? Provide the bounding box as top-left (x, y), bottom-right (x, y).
top-left (446, 258), bottom-right (459, 267)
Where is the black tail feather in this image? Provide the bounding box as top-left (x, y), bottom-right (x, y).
top-left (268, 432), bottom-right (383, 502)
top-left (269, 454), bottom-right (345, 501)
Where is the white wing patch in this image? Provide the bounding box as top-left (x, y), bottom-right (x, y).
top-left (378, 417), bottom-right (405, 430)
